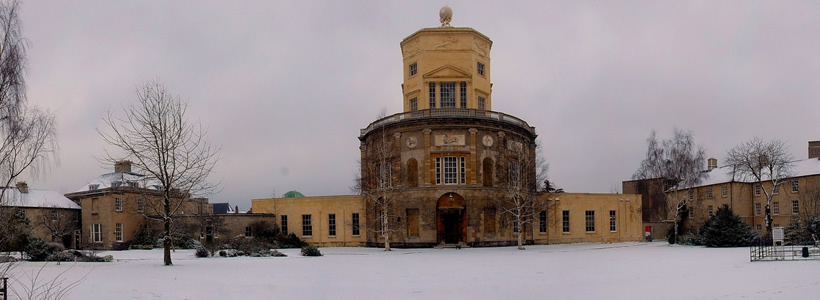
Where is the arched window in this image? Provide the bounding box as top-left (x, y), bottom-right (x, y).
top-left (407, 159), bottom-right (418, 187)
top-left (482, 158), bottom-right (493, 187)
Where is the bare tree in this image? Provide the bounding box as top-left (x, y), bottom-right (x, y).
top-left (633, 129), bottom-right (706, 243)
top-left (36, 207), bottom-right (77, 244)
top-left (498, 139), bottom-right (549, 250)
top-left (100, 81), bottom-right (219, 265)
top-left (0, 0), bottom-right (57, 204)
top-left (356, 114), bottom-right (408, 251)
top-left (726, 137), bottom-right (794, 236)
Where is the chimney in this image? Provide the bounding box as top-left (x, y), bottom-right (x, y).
top-left (115, 160), bottom-right (132, 173)
top-left (809, 141), bottom-right (820, 159)
top-left (16, 181), bottom-right (28, 193)
top-left (235, 205), bottom-right (239, 214)
top-left (707, 158), bottom-right (718, 171)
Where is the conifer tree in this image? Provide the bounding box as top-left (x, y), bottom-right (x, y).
top-left (699, 204), bottom-right (753, 247)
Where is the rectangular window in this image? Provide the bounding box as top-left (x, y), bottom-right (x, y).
top-left (328, 214), bottom-right (336, 237)
top-left (406, 209), bottom-right (419, 237)
top-left (773, 201), bottom-right (780, 215)
top-left (409, 62), bottom-right (417, 76)
top-left (409, 98), bottom-right (418, 111)
top-left (774, 223), bottom-right (780, 228)
top-left (376, 162), bottom-right (393, 188)
top-left (792, 180), bottom-right (799, 193)
top-left (429, 82), bottom-right (436, 108)
top-left (245, 226), bottom-right (252, 237)
top-left (754, 184), bottom-right (761, 196)
top-left (609, 210), bottom-right (617, 232)
top-left (443, 156), bottom-right (458, 184)
top-left (585, 211), bottom-right (595, 232)
top-left (562, 210), bottom-right (570, 233)
top-left (91, 224), bottom-right (102, 243)
top-left (539, 211), bottom-right (547, 233)
top-left (137, 199), bottom-right (144, 213)
top-left (755, 203), bottom-right (762, 216)
top-left (706, 187), bottom-right (713, 199)
top-left (115, 223), bottom-right (123, 242)
top-left (352, 213), bottom-right (360, 236)
top-left (302, 214), bottom-right (312, 237)
top-left (513, 216), bottom-right (520, 234)
top-left (459, 82), bottom-right (467, 108)
top-left (51, 209), bottom-right (58, 221)
top-left (689, 207), bottom-right (694, 219)
top-left (115, 197), bottom-right (123, 212)
top-left (435, 157), bottom-right (441, 184)
top-left (508, 161), bottom-right (520, 188)
top-left (281, 215), bottom-right (288, 234)
top-left (688, 190), bottom-right (693, 201)
top-left (485, 208), bottom-right (496, 234)
top-left (477, 62), bottom-right (485, 76)
top-left (773, 184), bottom-right (780, 194)
top-left (440, 82), bottom-right (456, 108)
top-left (755, 224), bottom-right (762, 232)
top-left (721, 185), bottom-right (728, 197)
top-left (707, 205), bottom-right (714, 217)
top-left (792, 200), bottom-right (799, 215)
top-left (460, 156), bottom-right (466, 184)
top-left (478, 96), bottom-right (486, 110)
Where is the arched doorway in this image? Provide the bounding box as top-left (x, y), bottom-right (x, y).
top-left (436, 193), bottom-right (466, 244)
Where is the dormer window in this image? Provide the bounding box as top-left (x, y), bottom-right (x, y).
top-left (127, 181), bottom-right (139, 187)
top-left (111, 181), bottom-right (122, 188)
top-left (88, 184), bottom-right (100, 191)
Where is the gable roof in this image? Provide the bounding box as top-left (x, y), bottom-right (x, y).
top-left (2, 187), bottom-right (80, 209)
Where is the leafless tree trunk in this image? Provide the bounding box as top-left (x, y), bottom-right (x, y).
top-left (100, 81), bottom-right (219, 265)
top-left (633, 129), bottom-right (706, 243)
top-left (726, 137), bottom-right (794, 236)
top-left (499, 140), bottom-right (549, 250)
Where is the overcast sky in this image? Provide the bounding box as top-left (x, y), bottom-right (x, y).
top-left (17, 1), bottom-right (820, 209)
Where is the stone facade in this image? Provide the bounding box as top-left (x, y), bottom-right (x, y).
top-left (251, 195), bottom-right (365, 247)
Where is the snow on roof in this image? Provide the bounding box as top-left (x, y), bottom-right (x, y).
top-left (2, 188), bottom-right (80, 209)
top-left (692, 158), bottom-right (820, 188)
top-left (73, 171), bottom-right (162, 193)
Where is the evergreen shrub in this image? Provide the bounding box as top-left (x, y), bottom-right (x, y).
top-left (699, 204), bottom-right (754, 247)
top-left (301, 245), bottom-right (322, 256)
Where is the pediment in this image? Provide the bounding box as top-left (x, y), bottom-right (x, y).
top-left (423, 65), bottom-right (471, 79)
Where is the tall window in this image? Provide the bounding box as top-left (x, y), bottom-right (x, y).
top-left (137, 199), bottom-right (144, 213)
top-left (755, 203), bottom-right (762, 216)
top-left (773, 184), bottom-right (780, 194)
top-left (428, 83), bottom-right (436, 108)
top-left (281, 215), bottom-right (288, 234)
top-left (91, 224), bottom-right (102, 243)
top-left (754, 184), bottom-right (761, 196)
top-left (478, 96), bottom-right (486, 110)
top-left (302, 214), bottom-right (312, 237)
top-left (585, 211), bottom-right (595, 232)
top-left (352, 213), bottom-right (360, 236)
top-left (459, 82), bottom-right (467, 108)
top-left (482, 158), bottom-right (493, 187)
top-left (706, 187), bottom-right (713, 199)
top-left (708, 205), bottom-right (714, 217)
top-left (539, 211), bottom-right (547, 233)
top-left (436, 156), bottom-right (466, 185)
top-left (562, 210), bottom-right (570, 233)
top-left (792, 180), bottom-right (799, 193)
top-left (792, 200), bottom-right (799, 214)
top-left (688, 190), bottom-right (693, 201)
top-left (773, 201), bottom-right (780, 215)
top-left (376, 162), bottom-right (392, 188)
top-left (721, 184), bottom-right (728, 197)
top-left (513, 216), bottom-right (519, 234)
top-left (440, 82), bottom-right (456, 108)
top-left (409, 63), bottom-right (417, 76)
top-left (477, 62), bottom-right (485, 76)
top-left (115, 223), bottom-right (123, 242)
top-left (328, 214), bottom-right (336, 237)
top-left (409, 98), bottom-right (418, 111)
top-left (508, 161), bottom-right (520, 188)
top-left (115, 197), bottom-right (123, 212)
top-left (609, 210), bottom-right (616, 232)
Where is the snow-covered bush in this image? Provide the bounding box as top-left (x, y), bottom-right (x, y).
top-left (301, 245), bottom-right (322, 257)
top-left (195, 247), bottom-right (210, 258)
top-left (699, 204), bottom-right (754, 247)
top-left (270, 250), bottom-right (286, 257)
top-left (25, 237), bottom-right (49, 261)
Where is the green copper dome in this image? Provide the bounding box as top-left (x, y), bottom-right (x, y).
top-left (282, 190), bottom-right (305, 198)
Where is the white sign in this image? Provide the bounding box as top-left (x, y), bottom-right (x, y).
top-left (772, 227), bottom-right (784, 241)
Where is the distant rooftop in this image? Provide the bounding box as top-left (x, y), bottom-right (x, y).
top-left (283, 190), bottom-right (305, 198)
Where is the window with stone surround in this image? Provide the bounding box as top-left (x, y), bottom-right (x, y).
top-left (440, 82), bottom-right (456, 108)
top-left (328, 214), bottom-right (336, 237)
top-left (585, 210), bottom-right (595, 232)
top-left (302, 214), bottom-right (312, 237)
top-left (429, 83), bottom-right (436, 108)
top-left (91, 224), bottom-right (102, 243)
top-left (281, 215), bottom-right (288, 234)
top-left (115, 223), bottom-right (123, 242)
top-left (562, 210), bottom-right (570, 233)
top-left (409, 97), bottom-right (418, 111)
top-left (477, 62), bottom-right (485, 76)
top-left (352, 213), bottom-right (360, 236)
top-left (459, 82), bottom-right (467, 108)
top-left (409, 62), bottom-right (417, 76)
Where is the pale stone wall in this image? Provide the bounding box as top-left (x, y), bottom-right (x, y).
top-left (251, 196), bottom-right (366, 247)
top-left (538, 193), bottom-right (644, 244)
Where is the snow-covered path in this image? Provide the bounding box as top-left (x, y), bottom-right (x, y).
top-left (6, 242), bottom-right (819, 299)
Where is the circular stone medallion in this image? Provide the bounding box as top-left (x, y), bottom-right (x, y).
top-left (482, 135), bottom-right (494, 147)
top-left (406, 136), bottom-right (418, 149)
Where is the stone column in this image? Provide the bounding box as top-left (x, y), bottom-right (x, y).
top-left (468, 128), bottom-right (478, 186)
top-left (422, 128), bottom-right (432, 186)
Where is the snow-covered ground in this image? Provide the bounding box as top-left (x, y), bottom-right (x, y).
top-left (5, 242), bottom-right (819, 299)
